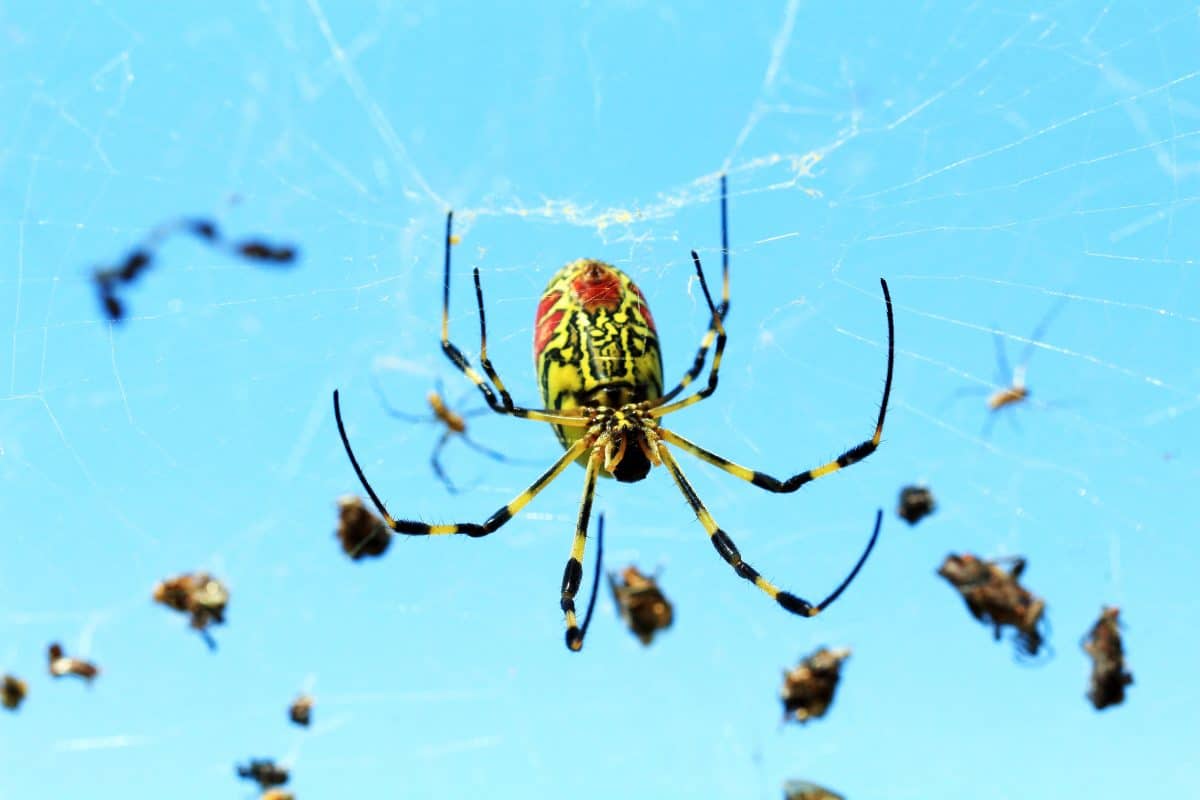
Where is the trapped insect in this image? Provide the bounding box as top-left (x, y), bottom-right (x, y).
top-left (47, 643), bottom-right (99, 683)
top-left (1, 675), bottom-right (28, 711)
top-left (92, 216), bottom-right (297, 323)
top-left (153, 571), bottom-right (229, 650)
top-left (897, 484), bottom-right (936, 525)
top-left (780, 647), bottom-right (851, 724)
top-left (784, 780), bottom-right (845, 800)
top-left (334, 175), bottom-right (895, 651)
top-left (609, 565), bottom-right (674, 645)
top-left (335, 495), bottom-right (391, 561)
top-left (236, 759), bottom-right (289, 791)
top-left (289, 693), bottom-right (314, 727)
top-left (1083, 606), bottom-right (1133, 710)
top-left (938, 554), bottom-right (1048, 658)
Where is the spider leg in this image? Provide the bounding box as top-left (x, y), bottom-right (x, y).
top-left (334, 390), bottom-right (586, 535)
top-left (657, 174), bottom-right (731, 405)
top-left (650, 249), bottom-right (729, 417)
top-left (576, 512), bottom-right (605, 651)
top-left (656, 442), bottom-right (881, 615)
top-left (458, 431), bottom-right (530, 465)
top-left (429, 429), bottom-right (460, 495)
top-left (653, 279), bottom-right (893, 492)
top-left (562, 450), bottom-right (603, 651)
top-left (436, 212), bottom-right (588, 428)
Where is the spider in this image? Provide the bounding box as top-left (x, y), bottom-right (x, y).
top-left (372, 378), bottom-right (527, 494)
top-left (333, 175), bottom-right (895, 651)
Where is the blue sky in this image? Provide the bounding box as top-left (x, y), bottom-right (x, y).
top-left (2, 2), bottom-right (1198, 798)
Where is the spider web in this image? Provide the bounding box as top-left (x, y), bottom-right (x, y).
top-left (2, 2), bottom-right (1198, 799)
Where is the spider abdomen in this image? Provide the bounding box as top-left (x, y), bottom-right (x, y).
top-left (534, 259), bottom-right (663, 456)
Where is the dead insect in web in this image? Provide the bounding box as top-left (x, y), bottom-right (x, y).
top-left (373, 379), bottom-right (533, 495)
top-left (1083, 606), bottom-right (1133, 710)
top-left (780, 647), bottom-right (850, 724)
top-left (47, 643), bottom-right (100, 683)
top-left (336, 495), bottom-right (391, 560)
top-left (153, 571), bottom-right (229, 650)
top-left (609, 565), bottom-right (674, 645)
top-left (937, 553), bottom-right (1047, 658)
top-left (783, 779), bottom-right (845, 800)
top-left (289, 693), bottom-right (314, 727)
top-left (261, 790), bottom-right (296, 800)
top-left (2, 674), bottom-right (28, 710)
top-left (236, 759), bottom-right (289, 791)
top-left (897, 485), bottom-right (936, 525)
top-left (92, 216), bottom-right (298, 323)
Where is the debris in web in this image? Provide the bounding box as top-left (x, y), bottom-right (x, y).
top-left (336, 495), bottom-right (391, 560)
top-left (937, 554), bottom-right (1048, 658)
top-left (92, 216), bottom-right (298, 323)
top-left (1083, 606), bottom-right (1133, 710)
top-left (47, 643), bottom-right (100, 683)
top-left (152, 572), bottom-right (230, 650)
top-left (897, 485), bottom-right (937, 525)
top-left (609, 565), bottom-right (674, 645)
top-left (780, 647), bottom-right (850, 725)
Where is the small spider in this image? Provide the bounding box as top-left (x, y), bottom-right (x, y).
top-left (956, 298), bottom-right (1067, 435)
top-left (609, 565), bottom-right (674, 645)
top-left (780, 647), bottom-right (851, 724)
top-left (153, 571), bottom-right (229, 650)
top-left (236, 759), bottom-right (289, 791)
top-left (335, 495), bottom-right (391, 560)
top-left (938, 554), bottom-right (1047, 658)
top-left (47, 643), bottom-right (100, 682)
top-left (289, 693), bottom-right (314, 727)
top-left (261, 790), bottom-right (296, 800)
top-left (784, 780), bottom-right (845, 800)
top-left (1083, 606), bottom-right (1133, 710)
top-left (896, 484), bottom-right (936, 525)
top-left (372, 378), bottom-right (529, 494)
top-left (93, 215), bottom-right (297, 322)
top-left (2, 674), bottom-right (28, 711)
top-left (334, 175), bottom-right (895, 651)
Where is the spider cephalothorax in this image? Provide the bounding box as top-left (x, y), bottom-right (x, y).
top-left (334, 175), bottom-right (895, 651)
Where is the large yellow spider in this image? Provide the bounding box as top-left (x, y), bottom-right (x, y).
top-left (333, 176), bottom-right (895, 651)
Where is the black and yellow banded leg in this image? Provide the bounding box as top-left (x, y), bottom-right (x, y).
top-left (437, 211), bottom-right (589, 427)
top-left (335, 389), bottom-right (588, 535)
top-left (656, 277), bottom-right (894, 486)
top-left (657, 174), bottom-right (732, 405)
top-left (656, 443), bottom-right (882, 616)
top-left (651, 250), bottom-right (729, 418)
top-left (562, 449), bottom-right (602, 651)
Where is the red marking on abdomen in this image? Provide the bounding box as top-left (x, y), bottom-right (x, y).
top-left (631, 283), bottom-right (657, 333)
top-left (534, 291), bottom-right (564, 359)
top-left (572, 262), bottom-right (622, 312)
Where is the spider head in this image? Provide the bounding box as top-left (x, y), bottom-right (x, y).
top-left (592, 405), bottom-right (659, 483)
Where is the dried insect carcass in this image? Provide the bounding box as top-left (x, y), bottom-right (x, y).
top-left (897, 485), bottom-right (936, 525)
top-left (2, 674), bottom-right (28, 710)
top-left (48, 643), bottom-right (100, 682)
top-left (289, 693), bottom-right (314, 727)
top-left (236, 759), bottom-right (289, 790)
top-left (783, 780), bottom-right (845, 800)
top-left (609, 565), bottom-right (674, 645)
top-left (336, 495), bottom-right (391, 560)
top-left (153, 572), bottom-right (229, 649)
top-left (780, 647), bottom-right (850, 724)
top-left (1083, 606), bottom-right (1133, 710)
top-left (937, 554), bottom-right (1047, 657)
